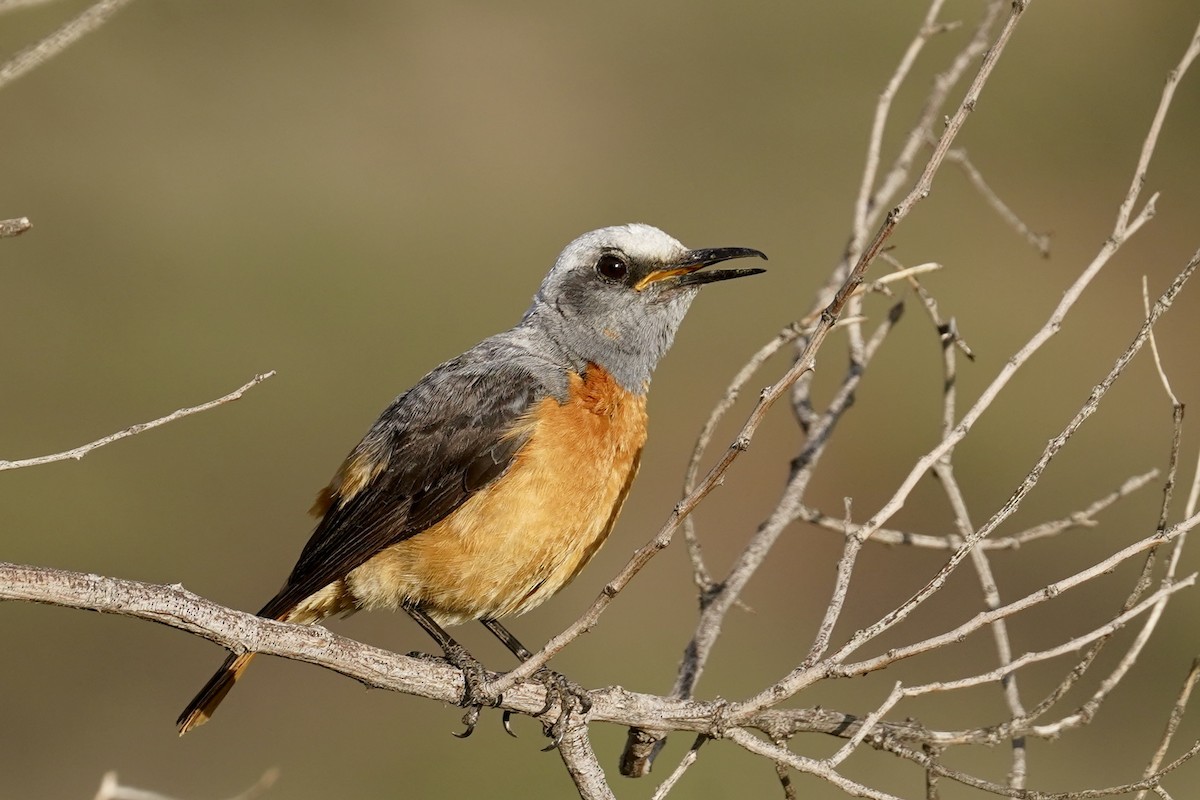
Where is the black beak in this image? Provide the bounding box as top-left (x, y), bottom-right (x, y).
top-left (674, 246), bottom-right (768, 287)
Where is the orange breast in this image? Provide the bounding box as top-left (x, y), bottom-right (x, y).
top-left (342, 365), bottom-right (648, 626)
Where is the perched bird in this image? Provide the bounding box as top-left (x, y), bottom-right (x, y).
top-left (177, 223), bottom-right (765, 737)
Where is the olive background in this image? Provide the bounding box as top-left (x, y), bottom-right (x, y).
top-left (3, 2), bottom-right (1200, 798)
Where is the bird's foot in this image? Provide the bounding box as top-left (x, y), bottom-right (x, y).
top-left (417, 643), bottom-right (500, 739)
top-left (530, 667), bottom-right (592, 751)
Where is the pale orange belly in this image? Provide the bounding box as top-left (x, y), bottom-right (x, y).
top-left (340, 368), bottom-right (647, 626)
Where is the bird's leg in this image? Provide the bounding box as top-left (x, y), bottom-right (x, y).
top-left (479, 618), bottom-right (593, 749)
top-left (402, 604), bottom-right (497, 738)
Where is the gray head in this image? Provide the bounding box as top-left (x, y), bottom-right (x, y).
top-left (520, 223), bottom-right (766, 393)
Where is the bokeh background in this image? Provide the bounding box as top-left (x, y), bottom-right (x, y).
top-left (4, 2), bottom-right (1200, 798)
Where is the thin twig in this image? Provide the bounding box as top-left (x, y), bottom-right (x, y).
top-left (735, 503), bottom-right (1200, 714)
top-left (1022, 402), bottom-right (1189, 742)
top-left (789, 242), bottom-right (1199, 700)
top-left (649, 735), bottom-right (708, 800)
top-left (924, 744), bottom-right (943, 800)
top-left (1116, 22), bottom-right (1200, 234)
top-left (943, 145), bottom-right (1052, 256)
top-left (852, 0), bottom-right (950, 249)
top-left (918, 253), bottom-right (1029, 787)
top-left (1144, 275), bottom-right (1181, 407)
top-left (772, 733), bottom-right (799, 800)
top-left (0, 372), bottom-right (276, 471)
top-left (1136, 658), bottom-right (1200, 800)
top-left (677, 304), bottom-right (903, 701)
top-left (0, 0), bottom-right (66, 12)
top-left (825, 682), bottom-right (904, 768)
top-left (801, 497), bottom-right (863, 667)
top-left (882, 251), bottom-right (974, 358)
top-left (0, 0), bottom-right (136, 93)
top-left (793, 469), bottom-right (1159, 549)
top-left (92, 769), bottom-right (278, 800)
top-left (0, 216), bottom-right (31, 237)
top-left (681, 264), bottom-right (936, 588)
top-left (1006, 275), bottom-right (1192, 745)
top-left (682, 320), bottom-right (806, 590)
top-left (896, 576), bottom-right (1195, 696)
top-left (877, 735), bottom-right (1200, 799)
top-left (864, 1), bottom-right (1007, 240)
top-left (725, 729), bottom-right (906, 800)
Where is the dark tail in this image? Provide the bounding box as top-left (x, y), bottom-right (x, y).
top-left (177, 651), bottom-right (257, 736)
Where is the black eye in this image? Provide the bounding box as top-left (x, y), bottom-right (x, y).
top-left (595, 253), bottom-right (628, 281)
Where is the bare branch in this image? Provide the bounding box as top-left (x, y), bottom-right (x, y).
top-left (830, 10), bottom-right (1200, 585)
top-left (838, 521), bottom-right (1199, 680)
top-left (882, 252), bottom-right (975, 358)
top-left (676, 303), bottom-right (903, 703)
top-left (1115, 20), bottom-right (1200, 234)
top-left (649, 735), bottom-right (707, 800)
top-left (555, 725), bottom-right (615, 800)
top-left (801, 497), bottom-right (864, 667)
top-left (1136, 658), bottom-right (1200, 800)
top-left (794, 469), bottom-right (1159, 550)
top-left (725, 728), bottom-right (906, 800)
top-left (897, 576), bottom-right (1195, 696)
top-left (864, 1), bottom-right (1006, 239)
top-left (0, 216), bottom-right (31, 237)
top-left (1021, 400), bottom-right (1191, 742)
top-left (680, 265), bottom-right (936, 588)
top-left (943, 145), bottom-right (1052, 256)
top-left (852, 0), bottom-right (950, 246)
top-left (878, 735), bottom-right (1200, 799)
top-left (808, 245), bottom-right (1199, 682)
top-left (0, 562), bottom-right (1019, 749)
top-left (0, 0), bottom-right (67, 12)
top-left (916, 259), bottom-right (1030, 787)
top-left (0, 0), bottom-right (136, 93)
top-left (92, 769), bottom-right (278, 800)
top-left (825, 682), bottom-right (903, 768)
top-left (0, 372), bottom-right (276, 471)
top-left (618, 3), bottom-right (1034, 776)
top-left (733, 506), bottom-right (1200, 717)
top-left (1144, 275), bottom-right (1181, 407)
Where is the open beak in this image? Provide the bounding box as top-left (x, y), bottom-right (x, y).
top-left (635, 246), bottom-right (768, 291)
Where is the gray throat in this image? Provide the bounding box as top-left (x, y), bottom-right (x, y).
top-left (515, 296), bottom-right (689, 395)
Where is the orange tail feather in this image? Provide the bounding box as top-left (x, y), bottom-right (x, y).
top-left (177, 652), bottom-right (257, 736)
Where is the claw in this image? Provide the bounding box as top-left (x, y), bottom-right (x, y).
top-left (453, 705), bottom-right (482, 739)
top-left (530, 668), bottom-right (592, 751)
top-left (437, 642), bottom-right (502, 740)
top-left (501, 710), bottom-right (518, 738)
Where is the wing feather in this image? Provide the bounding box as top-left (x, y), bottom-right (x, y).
top-left (258, 357), bottom-right (550, 620)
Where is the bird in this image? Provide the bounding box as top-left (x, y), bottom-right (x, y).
top-left (177, 223), bottom-right (766, 738)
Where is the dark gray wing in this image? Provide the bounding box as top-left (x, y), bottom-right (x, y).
top-left (257, 354), bottom-right (554, 620)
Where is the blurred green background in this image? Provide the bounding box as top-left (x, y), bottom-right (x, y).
top-left (4, 2), bottom-right (1200, 798)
